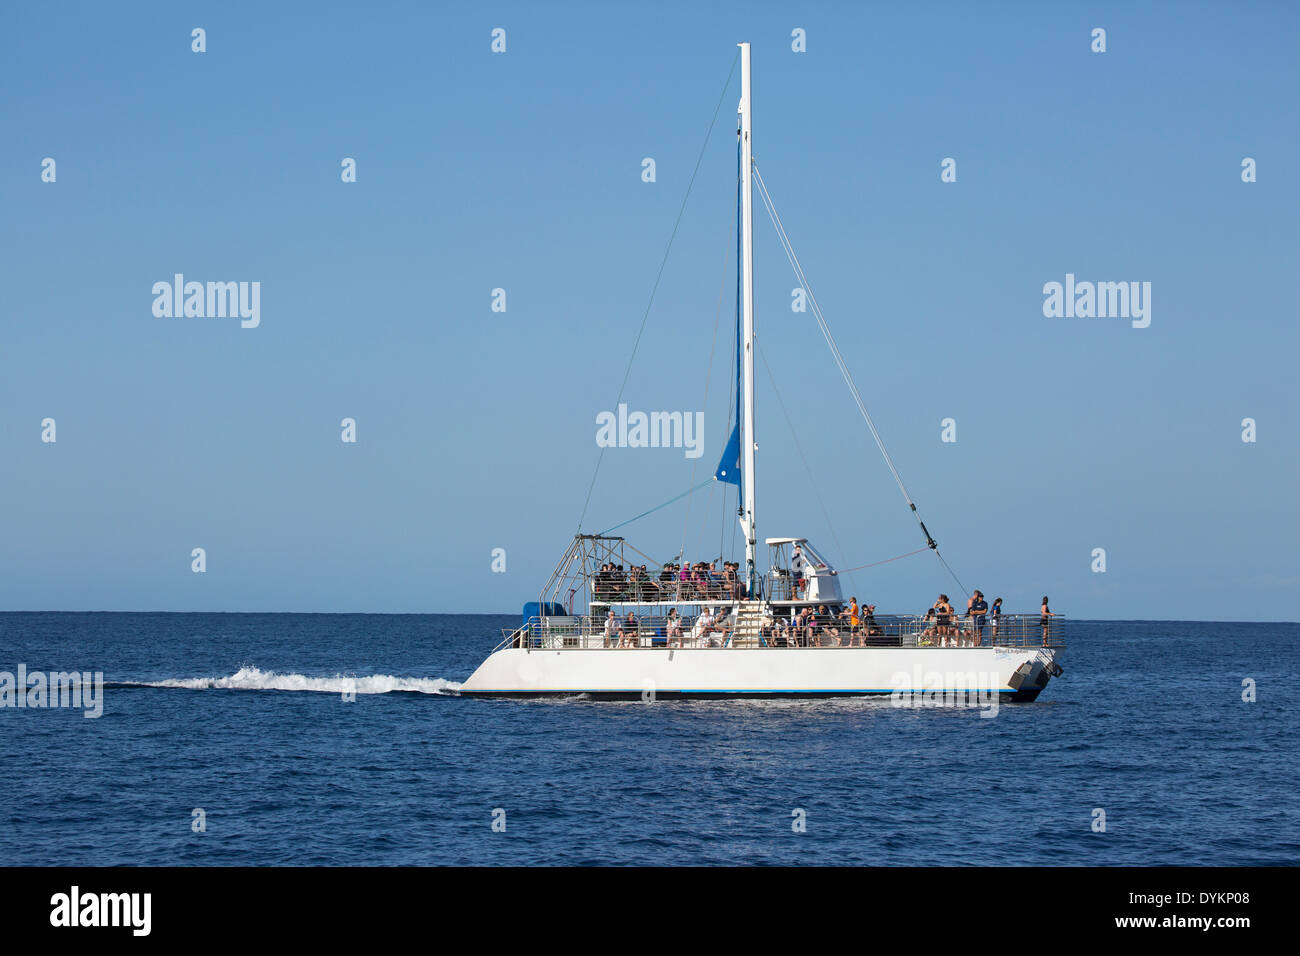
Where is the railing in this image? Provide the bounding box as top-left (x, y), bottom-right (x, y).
top-left (765, 569), bottom-right (834, 602)
top-left (592, 577), bottom-right (750, 604)
top-left (495, 613), bottom-right (1065, 653)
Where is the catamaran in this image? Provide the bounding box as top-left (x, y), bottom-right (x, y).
top-left (460, 43), bottom-right (1065, 702)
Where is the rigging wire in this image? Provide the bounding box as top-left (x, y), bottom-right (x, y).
top-left (935, 550), bottom-right (970, 599)
top-left (836, 546), bottom-right (932, 575)
top-left (576, 51), bottom-right (741, 535)
top-left (752, 162), bottom-right (969, 599)
top-left (715, 248), bottom-right (740, 565)
top-left (679, 167), bottom-right (742, 564)
top-left (598, 478), bottom-right (714, 537)
top-left (756, 339), bottom-right (857, 594)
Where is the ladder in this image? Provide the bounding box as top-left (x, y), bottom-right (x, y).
top-left (729, 601), bottom-right (767, 647)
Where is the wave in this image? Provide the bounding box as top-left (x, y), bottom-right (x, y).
top-left (115, 666), bottom-right (461, 696)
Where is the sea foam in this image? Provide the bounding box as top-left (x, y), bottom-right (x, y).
top-left (123, 666), bottom-right (460, 695)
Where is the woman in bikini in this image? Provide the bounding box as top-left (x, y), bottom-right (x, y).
top-left (933, 594), bottom-right (954, 645)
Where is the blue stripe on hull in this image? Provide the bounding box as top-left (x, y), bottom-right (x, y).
top-left (460, 686), bottom-right (1046, 702)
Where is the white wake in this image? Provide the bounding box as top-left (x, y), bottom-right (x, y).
top-left (127, 666), bottom-right (461, 695)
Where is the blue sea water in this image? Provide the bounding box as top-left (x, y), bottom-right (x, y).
top-left (0, 613), bottom-right (1295, 866)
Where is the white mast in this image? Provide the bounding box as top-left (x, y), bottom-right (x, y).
top-left (738, 42), bottom-right (758, 598)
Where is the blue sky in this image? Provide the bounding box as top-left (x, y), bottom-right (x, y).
top-left (2, 1), bottom-right (1296, 619)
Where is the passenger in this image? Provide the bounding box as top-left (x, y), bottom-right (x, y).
top-left (819, 605), bottom-right (841, 645)
top-left (715, 608), bottom-right (734, 647)
top-left (658, 563), bottom-right (674, 597)
top-left (799, 606), bottom-right (816, 647)
top-left (769, 613), bottom-right (784, 646)
top-left (693, 606), bottom-right (719, 647)
top-left (990, 597), bottom-right (1003, 639)
top-left (723, 562), bottom-right (738, 600)
top-left (933, 594), bottom-right (954, 645)
top-left (666, 608), bottom-right (683, 647)
top-left (1040, 596), bottom-right (1054, 645)
top-left (968, 590), bottom-right (989, 646)
top-left (603, 609), bottom-right (618, 648)
top-left (862, 604), bottom-right (882, 639)
top-left (843, 597), bottom-right (860, 645)
top-left (791, 545), bottom-right (806, 598)
top-left (920, 607), bottom-right (937, 644)
top-left (618, 610), bottom-right (639, 648)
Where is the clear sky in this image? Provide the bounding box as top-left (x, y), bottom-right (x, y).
top-left (2, 1), bottom-right (1296, 619)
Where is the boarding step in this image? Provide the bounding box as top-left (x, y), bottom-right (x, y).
top-left (729, 601), bottom-right (768, 647)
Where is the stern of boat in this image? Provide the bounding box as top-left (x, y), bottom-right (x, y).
top-left (1004, 646), bottom-right (1065, 702)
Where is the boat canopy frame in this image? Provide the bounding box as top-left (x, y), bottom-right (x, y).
top-left (537, 534), bottom-right (674, 616)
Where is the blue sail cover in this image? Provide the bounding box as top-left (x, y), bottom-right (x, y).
top-left (716, 133), bottom-right (745, 491)
top-left (715, 421), bottom-right (741, 485)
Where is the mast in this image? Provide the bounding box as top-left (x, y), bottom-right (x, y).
top-left (738, 41), bottom-right (758, 599)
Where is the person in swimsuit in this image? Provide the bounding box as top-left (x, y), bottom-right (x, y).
top-left (1040, 596), bottom-right (1054, 645)
top-left (933, 594), bottom-right (954, 645)
top-left (920, 607), bottom-right (936, 643)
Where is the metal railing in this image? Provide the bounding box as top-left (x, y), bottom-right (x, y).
top-left (589, 566), bottom-right (843, 604)
top-left (495, 612), bottom-right (1065, 653)
top-left (592, 576), bottom-right (749, 604)
top-left (764, 569), bottom-right (832, 602)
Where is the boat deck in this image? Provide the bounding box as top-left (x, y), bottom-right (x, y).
top-left (499, 611), bottom-right (1064, 653)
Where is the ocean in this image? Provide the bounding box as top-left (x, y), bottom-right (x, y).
top-left (1, 613), bottom-right (1295, 866)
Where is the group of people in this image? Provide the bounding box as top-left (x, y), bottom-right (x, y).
top-left (593, 561), bottom-right (747, 603)
top-left (920, 591), bottom-right (1002, 646)
top-left (603, 607), bottom-right (732, 648)
top-left (764, 598), bottom-right (885, 647)
top-left (919, 592), bottom-right (1056, 645)
top-left (600, 599), bottom-right (889, 650)
top-left (594, 590), bottom-right (1059, 649)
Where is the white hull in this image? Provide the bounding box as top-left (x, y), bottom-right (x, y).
top-left (460, 645), bottom-right (1063, 702)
